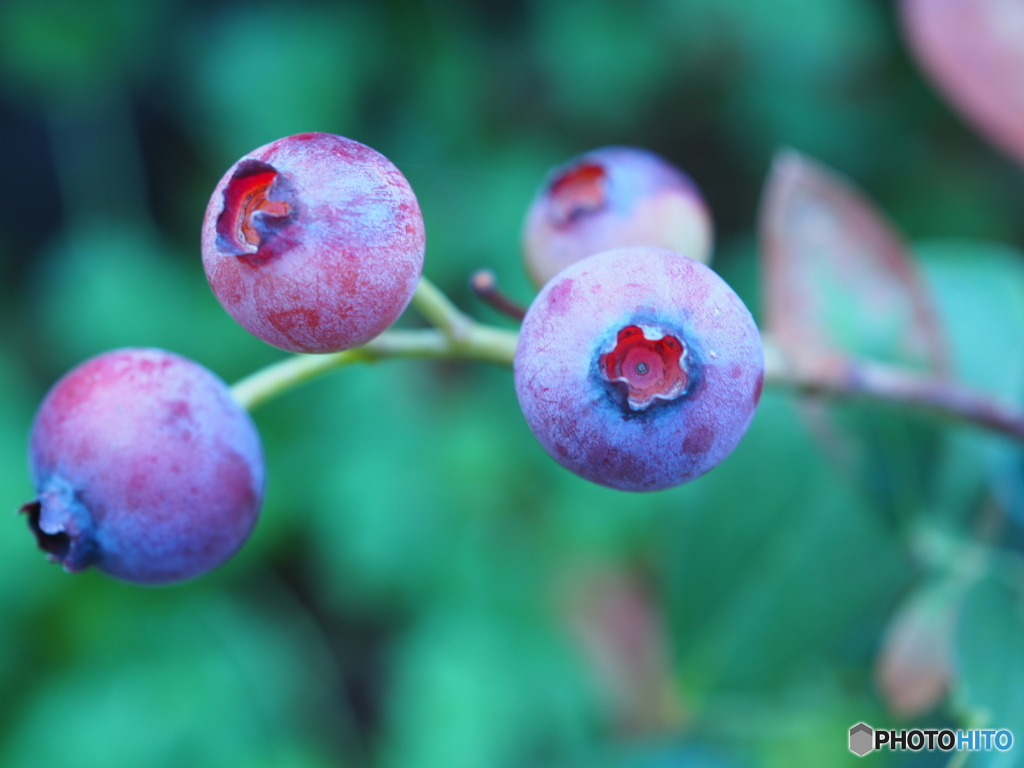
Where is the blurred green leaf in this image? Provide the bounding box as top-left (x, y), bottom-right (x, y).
top-left (383, 602), bottom-right (593, 768)
top-left (660, 0), bottom-right (889, 170)
top-left (570, 741), bottom-right (747, 768)
top-left (177, 4), bottom-right (381, 163)
top-left (0, 348), bottom-right (66, 704)
top-left (916, 241), bottom-right (1024, 401)
top-left (953, 575), bottom-right (1024, 768)
top-left (401, 141), bottom-right (552, 304)
top-left (533, 0), bottom-right (667, 128)
top-left (0, 589), bottom-right (343, 768)
top-left (663, 0), bottom-right (884, 78)
top-left (917, 240), bottom-right (1024, 527)
top-left (665, 392), bottom-right (911, 695)
top-left (33, 221), bottom-right (274, 380)
top-left (0, 0), bottom-right (169, 97)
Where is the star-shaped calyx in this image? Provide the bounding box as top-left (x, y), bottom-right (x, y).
top-left (599, 325), bottom-right (689, 410)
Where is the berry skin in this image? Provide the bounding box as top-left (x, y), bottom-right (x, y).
top-left (201, 132), bottom-right (425, 353)
top-left (522, 147), bottom-right (713, 288)
top-left (514, 247), bottom-right (762, 491)
top-left (22, 349), bottom-right (265, 585)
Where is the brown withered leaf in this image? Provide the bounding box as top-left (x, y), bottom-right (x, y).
top-left (876, 581), bottom-right (962, 718)
top-left (557, 563), bottom-right (685, 735)
top-left (759, 150), bottom-right (947, 374)
top-left (903, 0), bottom-right (1024, 168)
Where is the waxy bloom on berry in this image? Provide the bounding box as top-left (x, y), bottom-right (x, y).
top-left (522, 147), bottom-right (713, 287)
top-left (202, 132), bottom-right (425, 353)
top-left (515, 247), bottom-right (762, 491)
top-left (23, 349), bottom-right (265, 584)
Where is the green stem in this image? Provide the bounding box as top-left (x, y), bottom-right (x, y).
top-left (410, 275), bottom-right (473, 342)
top-left (232, 326), bottom-right (517, 411)
top-left (232, 277), bottom-right (1024, 443)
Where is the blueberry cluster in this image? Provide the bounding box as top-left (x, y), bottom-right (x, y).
top-left (22, 133), bottom-right (762, 584)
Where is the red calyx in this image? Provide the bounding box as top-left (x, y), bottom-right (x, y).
top-left (599, 325), bottom-right (688, 410)
top-left (215, 159), bottom-right (296, 260)
top-left (549, 162), bottom-right (607, 224)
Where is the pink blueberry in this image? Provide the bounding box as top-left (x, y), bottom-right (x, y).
top-left (22, 348), bottom-right (265, 584)
top-left (514, 247), bottom-right (763, 491)
top-left (522, 146), bottom-right (713, 287)
top-left (202, 132), bottom-right (425, 353)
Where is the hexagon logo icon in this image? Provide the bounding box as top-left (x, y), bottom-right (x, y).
top-left (849, 722), bottom-right (874, 756)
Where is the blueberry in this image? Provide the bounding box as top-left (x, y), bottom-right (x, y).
top-left (202, 132), bottom-right (426, 353)
top-left (22, 348), bottom-right (265, 584)
top-left (522, 147), bottom-right (713, 287)
top-left (514, 247), bottom-right (763, 491)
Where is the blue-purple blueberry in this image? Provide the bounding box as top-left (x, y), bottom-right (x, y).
top-left (22, 348), bottom-right (265, 584)
top-left (522, 147), bottom-right (713, 287)
top-left (202, 132), bottom-right (425, 353)
top-left (514, 247), bottom-right (763, 491)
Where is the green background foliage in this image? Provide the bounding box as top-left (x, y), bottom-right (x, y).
top-left (1, 1), bottom-right (1024, 766)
